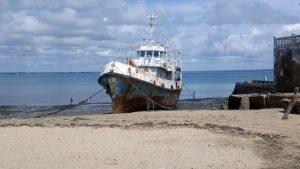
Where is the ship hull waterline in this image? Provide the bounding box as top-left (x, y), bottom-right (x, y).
top-left (98, 73), bottom-right (181, 113)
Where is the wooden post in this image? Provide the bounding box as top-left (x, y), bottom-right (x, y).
top-left (239, 96), bottom-right (250, 110)
top-left (282, 87), bottom-right (299, 119)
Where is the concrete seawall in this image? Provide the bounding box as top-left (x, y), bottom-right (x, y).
top-left (228, 93), bottom-right (300, 113)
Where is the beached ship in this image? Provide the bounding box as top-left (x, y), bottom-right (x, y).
top-left (98, 14), bottom-right (182, 113)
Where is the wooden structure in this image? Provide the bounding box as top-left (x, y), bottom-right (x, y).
top-left (274, 35), bottom-right (300, 92)
top-left (228, 92), bottom-right (300, 112)
top-left (282, 87), bottom-right (299, 119)
top-left (232, 80), bottom-right (274, 94)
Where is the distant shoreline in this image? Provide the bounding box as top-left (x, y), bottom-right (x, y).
top-left (0, 69), bottom-right (273, 74)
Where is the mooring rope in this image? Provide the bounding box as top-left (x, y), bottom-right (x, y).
top-left (34, 88), bottom-right (105, 118)
top-left (182, 82), bottom-right (194, 98)
top-left (131, 81), bottom-right (176, 110)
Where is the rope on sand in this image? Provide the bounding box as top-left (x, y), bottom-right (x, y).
top-left (34, 88), bottom-right (105, 118)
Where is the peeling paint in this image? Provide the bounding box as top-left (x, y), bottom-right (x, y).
top-left (99, 73), bottom-right (181, 113)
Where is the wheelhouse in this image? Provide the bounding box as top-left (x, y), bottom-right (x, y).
top-left (137, 50), bottom-right (167, 58)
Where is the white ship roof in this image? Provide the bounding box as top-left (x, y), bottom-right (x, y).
top-left (138, 44), bottom-right (165, 51)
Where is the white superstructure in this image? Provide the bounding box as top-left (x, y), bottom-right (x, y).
top-left (101, 41), bottom-right (182, 90)
top-left (101, 13), bottom-right (182, 90)
top-left (98, 13), bottom-right (182, 113)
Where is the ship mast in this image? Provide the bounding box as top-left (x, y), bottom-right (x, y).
top-left (147, 13), bottom-right (158, 42)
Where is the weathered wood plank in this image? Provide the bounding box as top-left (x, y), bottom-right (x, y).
top-left (282, 87), bottom-right (299, 119)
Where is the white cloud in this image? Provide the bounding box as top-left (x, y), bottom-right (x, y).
top-left (205, 0), bottom-right (299, 25)
top-left (251, 27), bottom-right (263, 37)
top-left (281, 23), bottom-right (300, 32)
top-left (0, 54), bottom-right (8, 60)
top-left (5, 11), bottom-right (52, 34)
top-left (41, 7), bottom-right (94, 28)
top-left (210, 34), bottom-right (260, 55)
top-left (103, 17), bottom-right (109, 22)
top-left (0, 0), bottom-right (297, 71)
top-left (96, 49), bottom-right (112, 57)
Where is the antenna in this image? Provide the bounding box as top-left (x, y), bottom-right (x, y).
top-left (147, 13), bottom-right (158, 42)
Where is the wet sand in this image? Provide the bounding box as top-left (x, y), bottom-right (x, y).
top-left (0, 98), bottom-right (227, 119)
top-left (0, 108), bottom-right (300, 169)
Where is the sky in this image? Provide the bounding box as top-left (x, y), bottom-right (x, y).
top-left (0, 0), bottom-right (300, 72)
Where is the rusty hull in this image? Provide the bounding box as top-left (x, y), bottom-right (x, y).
top-left (98, 73), bottom-right (181, 113)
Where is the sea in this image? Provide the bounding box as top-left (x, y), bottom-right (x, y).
top-left (0, 70), bottom-right (273, 118)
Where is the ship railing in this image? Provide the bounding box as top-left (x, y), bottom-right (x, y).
top-left (116, 44), bottom-right (182, 71)
top-left (274, 34), bottom-right (300, 47)
top-left (137, 58), bottom-right (179, 70)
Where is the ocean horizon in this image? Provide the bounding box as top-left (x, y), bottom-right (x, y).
top-left (0, 69), bottom-right (273, 74)
top-left (0, 69), bottom-right (273, 106)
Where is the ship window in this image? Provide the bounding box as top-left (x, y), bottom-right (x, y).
top-left (146, 51), bottom-right (152, 57)
top-left (160, 51), bottom-right (164, 58)
top-left (140, 51), bottom-right (145, 57)
top-left (154, 51), bottom-right (159, 57)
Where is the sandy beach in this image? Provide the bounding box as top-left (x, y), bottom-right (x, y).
top-left (0, 108), bottom-right (300, 169)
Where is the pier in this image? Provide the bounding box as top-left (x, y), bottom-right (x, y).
top-left (229, 34), bottom-right (300, 114)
